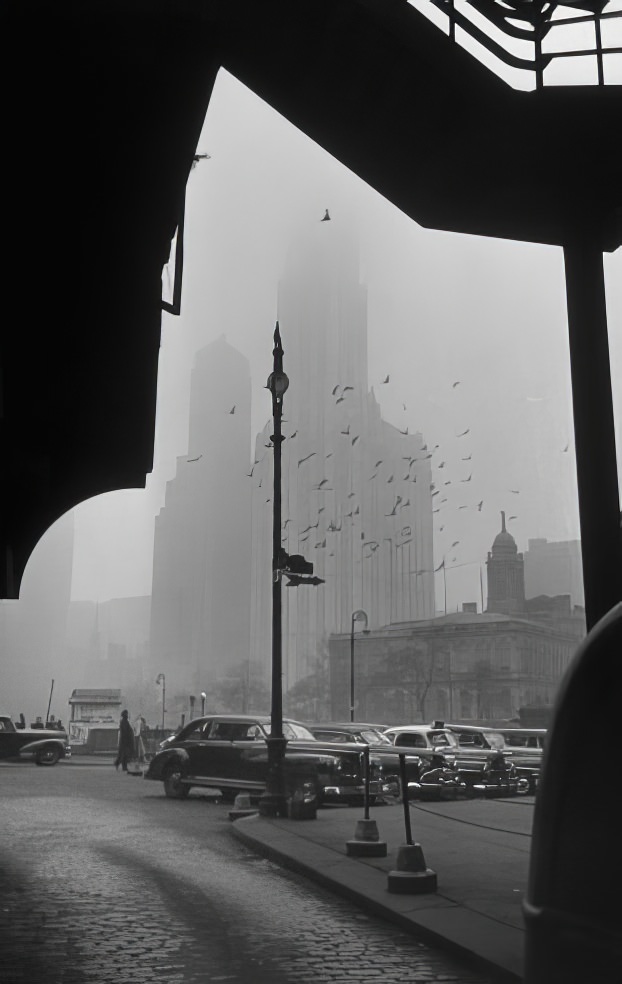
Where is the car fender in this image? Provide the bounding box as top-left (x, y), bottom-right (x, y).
top-left (146, 747), bottom-right (189, 779)
top-left (19, 737), bottom-right (68, 756)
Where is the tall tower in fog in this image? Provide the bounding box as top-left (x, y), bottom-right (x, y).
top-left (250, 221), bottom-right (435, 692)
top-left (150, 336), bottom-right (252, 697)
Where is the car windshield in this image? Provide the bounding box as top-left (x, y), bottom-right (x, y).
top-left (429, 731), bottom-right (458, 747)
top-left (263, 722), bottom-right (315, 740)
top-left (360, 729), bottom-right (392, 745)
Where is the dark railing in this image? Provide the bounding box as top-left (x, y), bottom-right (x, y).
top-left (408, 0), bottom-right (622, 89)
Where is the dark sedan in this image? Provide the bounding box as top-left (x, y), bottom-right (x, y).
top-left (306, 722), bottom-right (422, 799)
top-left (0, 715), bottom-right (71, 765)
top-left (145, 714), bottom-right (389, 808)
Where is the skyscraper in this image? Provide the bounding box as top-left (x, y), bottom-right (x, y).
top-left (150, 336), bottom-right (252, 699)
top-left (249, 222), bottom-right (435, 692)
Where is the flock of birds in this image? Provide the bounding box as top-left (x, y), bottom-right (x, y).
top-left (183, 208), bottom-right (571, 582)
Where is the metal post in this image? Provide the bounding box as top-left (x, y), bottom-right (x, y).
top-left (259, 324), bottom-right (289, 817)
top-left (563, 238), bottom-right (622, 629)
top-left (399, 753), bottom-right (413, 845)
top-left (350, 614), bottom-right (355, 723)
top-left (363, 745), bottom-right (370, 821)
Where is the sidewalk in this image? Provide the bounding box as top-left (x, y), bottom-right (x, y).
top-left (232, 800), bottom-right (531, 983)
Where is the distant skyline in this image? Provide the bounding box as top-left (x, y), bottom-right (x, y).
top-left (22, 68), bottom-right (619, 612)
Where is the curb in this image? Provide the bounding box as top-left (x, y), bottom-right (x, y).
top-left (231, 815), bottom-right (521, 984)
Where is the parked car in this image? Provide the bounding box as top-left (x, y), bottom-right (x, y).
top-left (441, 722), bottom-right (540, 793)
top-left (305, 721), bottom-right (421, 799)
top-left (0, 714), bottom-right (71, 765)
top-left (496, 727), bottom-right (545, 793)
top-left (144, 714), bottom-right (390, 809)
top-left (383, 723), bottom-right (528, 796)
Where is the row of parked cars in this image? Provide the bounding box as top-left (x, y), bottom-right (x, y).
top-left (144, 713), bottom-right (545, 812)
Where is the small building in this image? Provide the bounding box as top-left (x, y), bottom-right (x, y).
top-left (68, 688), bottom-right (124, 753)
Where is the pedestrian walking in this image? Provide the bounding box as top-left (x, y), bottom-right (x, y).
top-left (115, 709), bottom-right (135, 772)
top-left (133, 714), bottom-right (147, 766)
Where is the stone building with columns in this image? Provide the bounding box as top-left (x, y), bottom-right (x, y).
top-left (327, 515), bottom-right (585, 724)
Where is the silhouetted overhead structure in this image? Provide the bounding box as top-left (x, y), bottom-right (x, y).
top-left (2, 0), bottom-right (620, 629)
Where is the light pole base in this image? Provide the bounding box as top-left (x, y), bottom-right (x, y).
top-left (257, 792), bottom-right (289, 817)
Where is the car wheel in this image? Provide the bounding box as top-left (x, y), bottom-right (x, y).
top-left (35, 747), bottom-right (60, 766)
top-left (163, 762), bottom-right (190, 799)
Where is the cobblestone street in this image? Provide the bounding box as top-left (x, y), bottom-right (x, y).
top-left (0, 762), bottom-right (502, 984)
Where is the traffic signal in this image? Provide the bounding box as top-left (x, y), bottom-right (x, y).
top-left (278, 550), bottom-right (313, 576)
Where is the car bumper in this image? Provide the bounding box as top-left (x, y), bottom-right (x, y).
top-left (320, 780), bottom-right (385, 802)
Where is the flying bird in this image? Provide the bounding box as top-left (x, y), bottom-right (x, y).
top-left (452, 381), bottom-right (460, 388)
top-left (283, 519), bottom-right (292, 527)
top-left (399, 427), bottom-right (409, 436)
top-left (402, 403), bottom-right (407, 411)
top-left (437, 462), bottom-right (445, 469)
top-left (315, 539), bottom-right (326, 549)
top-left (289, 431), bottom-right (298, 439)
top-left (508, 516), bottom-right (517, 521)
top-left (351, 435), bottom-right (359, 445)
top-left (348, 491), bottom-right (356, 498)
top-left (321, 209), bottom-right (331, 221)
top-left (461, 455), bottom-right (472, 461)
top-left (461, 475), bottom-right (472, 483)
top-left (387, 475), bottom-right (394, 483)
top-left (477, 500), bottom-right (484, 511)
top-left (246, 466), bottom-right (255, 478)
top-left (457, 428), bottom-right (470, 437)
top-left (336, 396), bottom-right (345, 404)
top-left (509, 489), bottom-right (520, 494)
top-left (381, 375), bottom-right (390, 384)
top-left (562, 444), bottom-right (569, 452)
top-left (368, 472), bottom-right (378, 481)
top-left (421, 444), bottom-right (428, 451)
top-left (343, 386), bottom-right (354, 392)
top-left (458, 504), bottom-right (468, 509)
top-left (315, 479), bottom-right (329, 489)
top-left (451, 540), bottom-right (460, 548)
top-left (297, 453), bottom-right (317, 467)
top-left (331, 385), bottom-right (340, 396)
top-left (354, 506), bottom-right (360, 515)
top-left (375, 460), bottom-right (383, 468)
top-left (228, 406), bottom-right (236, 414)
top-left (341, 425), bottom-right (350, 436)
top-left (187, 455), bottom-right (202, 462)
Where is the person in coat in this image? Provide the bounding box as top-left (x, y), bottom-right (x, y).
top-left (115, 709), bottom-right (135, 772)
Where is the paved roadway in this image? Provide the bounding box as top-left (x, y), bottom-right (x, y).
top-left (1, 760), bottom-right (508, 984)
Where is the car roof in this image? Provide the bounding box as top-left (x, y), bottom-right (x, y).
top-left (384, 724), bottom-right (450, 732)
top-left (308, 722), bottom-right (388, 731)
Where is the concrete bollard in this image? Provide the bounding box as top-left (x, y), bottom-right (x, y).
top-left (228, 792), bottom-right (258, 821)
top-left (346, 817), bottom-right (388, 857)
top-left (387, 843), bottom-right (437, 893)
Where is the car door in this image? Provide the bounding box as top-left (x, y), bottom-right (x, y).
top-left (204, 719), bottom-right (256, 785)
top-left (177, 719), bottom-right (213, 776)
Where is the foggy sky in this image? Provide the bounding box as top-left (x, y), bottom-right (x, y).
top-left (25, 67), bottom-right (622, 613)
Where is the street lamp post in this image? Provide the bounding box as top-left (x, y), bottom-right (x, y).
top-left (200, 692), bottom-right (206, 716)
top-left (350, 609), bottom-right (369, 722)
top-left (259, 323), bottom-right (289, 817)
top-left (155, 673), bottom-right (166, 731)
